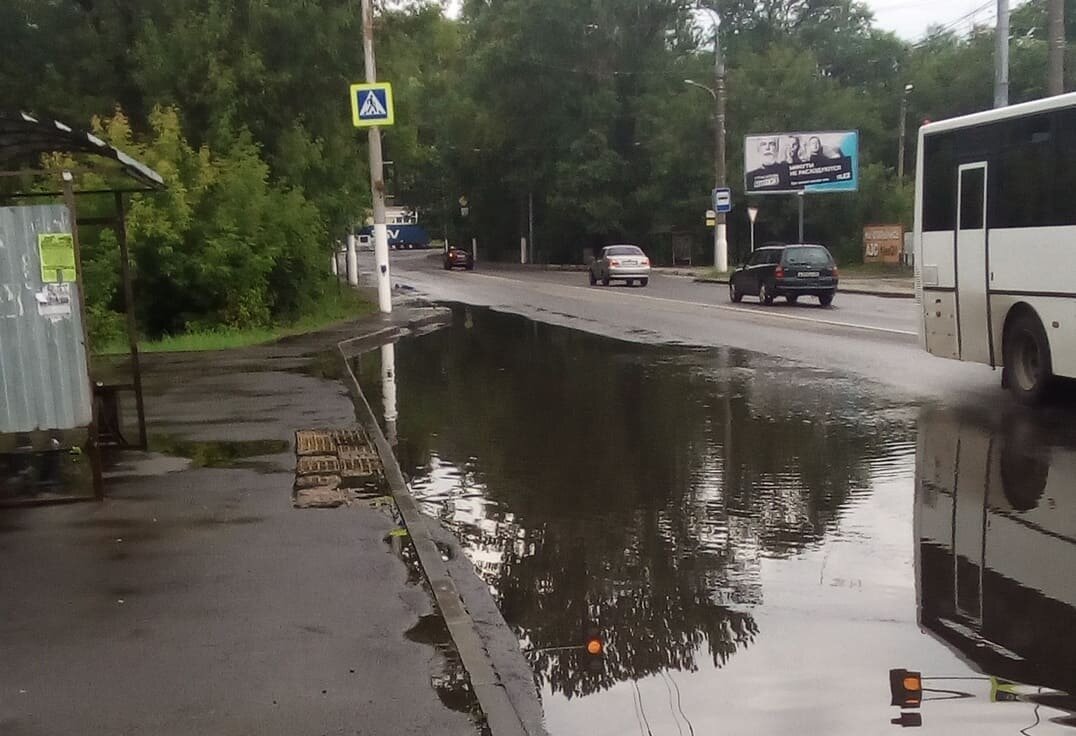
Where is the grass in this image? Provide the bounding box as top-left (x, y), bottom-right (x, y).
top-left (699, 268), bottom-right (733, 280)
top-left (93, 288), bottom-right (377, 355)
top-left (835, 262), bottom-right (913, 279)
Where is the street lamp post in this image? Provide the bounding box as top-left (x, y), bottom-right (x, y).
top-left (898, 83), bottom-right (914, 185)
top-left (688, 5), bottom-right (727, 273)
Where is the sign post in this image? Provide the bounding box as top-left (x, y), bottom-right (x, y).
top-left (353, 1), bottom-right (396, 314)
top-left (798, 191), bottom-right (805, 242)
top-left (747, 206), bottom-right (759, 252)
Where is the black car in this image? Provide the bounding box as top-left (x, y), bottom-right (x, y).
top-left (729, 244), bottom-right (838, 306)
top-left (443, 245), bottom-right (474, 271)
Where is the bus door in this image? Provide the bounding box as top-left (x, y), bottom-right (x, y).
top-left (955, 162), bottom-right (994, 364)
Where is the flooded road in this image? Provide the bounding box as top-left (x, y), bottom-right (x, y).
top-left (360, 306), bottom-right (1076, 735)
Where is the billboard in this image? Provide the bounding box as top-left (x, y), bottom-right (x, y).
top-left (863, 224), bottom-right (904, 264)
top-left (744, 131), bottom-right (858, 194)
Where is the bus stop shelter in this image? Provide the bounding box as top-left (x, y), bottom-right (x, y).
top-left (0, 111), bottom-right (165, 503)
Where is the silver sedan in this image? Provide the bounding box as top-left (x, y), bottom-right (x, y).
top-left (589, 245), bottom-right (651, 287)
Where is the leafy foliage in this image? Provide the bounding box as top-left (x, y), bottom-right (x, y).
top-left (3, 0), bottom-right (1072, 317)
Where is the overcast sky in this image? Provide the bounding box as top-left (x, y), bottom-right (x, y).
top-left (440, 0), bottom-right (1026, 42)
top-left (869, 0), bottom-right (1028, 40)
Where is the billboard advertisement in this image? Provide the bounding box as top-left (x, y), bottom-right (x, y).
top-left (744, 131), bottom-right (858, 194)
top-left (863, 224), bottom-right (904, 264)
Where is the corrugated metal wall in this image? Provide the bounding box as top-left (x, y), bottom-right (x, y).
top-left (0, 204), bottom-right (92, 435)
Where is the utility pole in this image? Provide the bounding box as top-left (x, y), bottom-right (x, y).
top-left (898, 83), bottom-right (914, 185)
top-left (1049, 0), bottom-right (1065, 96)
top-left (362, 0), bottom-right (392, 313)
top-left (689, 7), bottom-right (728, 272)
top-left (995, 0), bottom-right (1010, 108)
top-left (709, 9), bottom-right (729, 273)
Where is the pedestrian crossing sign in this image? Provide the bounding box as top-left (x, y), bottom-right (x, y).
top-left (350, 83), bottom-right (395, 127)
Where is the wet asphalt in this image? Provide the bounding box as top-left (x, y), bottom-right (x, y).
top-left (358, 257), bottom-right (1076, 735)
top-left (386, 250), bottom-right (1003, 407)
top-left (0, 329), bottom-right (481, 736)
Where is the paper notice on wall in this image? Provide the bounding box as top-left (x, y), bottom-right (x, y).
top-left (35, 283), bottom-right (72, 318)
top-left (38, 232), bottom-right (76, 283)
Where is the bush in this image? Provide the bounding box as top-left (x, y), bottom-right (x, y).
top-left (91, 107), bottom-right (332, 337)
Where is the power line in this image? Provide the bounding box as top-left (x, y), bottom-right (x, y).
top-left (916, 0), bottom-right (997, 44)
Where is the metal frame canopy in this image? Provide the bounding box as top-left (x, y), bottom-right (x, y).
top-left (0, 111), bottom-right (164, 190)
top-left (0, 110), bottom-right (165, 503)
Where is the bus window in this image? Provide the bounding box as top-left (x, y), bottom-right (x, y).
top-left (1054, 108), bottom-right (1076, 225)
top-left (923, 132), bottom-right (956, 231)
top-left (994, 114), bottom-right (1053, 229)
top-left (959, 167), bottom-right (985, 230)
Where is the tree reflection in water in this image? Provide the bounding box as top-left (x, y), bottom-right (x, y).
top-left (360, 307), bottom-right (914, 699)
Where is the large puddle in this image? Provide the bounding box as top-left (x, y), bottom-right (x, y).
top-left (360, 306), bottom-right (1076, 735)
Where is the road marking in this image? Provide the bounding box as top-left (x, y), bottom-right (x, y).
top-left (455, 271), bottom-right (918, 337)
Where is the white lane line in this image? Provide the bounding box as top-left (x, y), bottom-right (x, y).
top-left (452, 271), bottom-right (918, 337)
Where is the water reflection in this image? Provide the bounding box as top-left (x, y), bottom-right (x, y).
top-left (381, 343), bottom-right (398, 446)
top-left (360, 306), bottom-right (914, 702)
top-left (906, 406), bottom-right (1076, 729)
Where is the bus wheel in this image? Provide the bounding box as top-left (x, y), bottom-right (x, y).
top-left (1003, 309), bottom-right (1054, 406)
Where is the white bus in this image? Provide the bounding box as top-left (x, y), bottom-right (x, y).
top-left (914, 93), bottom-right (1076, 404)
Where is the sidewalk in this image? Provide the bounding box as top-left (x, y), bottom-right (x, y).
top-left (0, 308), bottom-right (481, 735)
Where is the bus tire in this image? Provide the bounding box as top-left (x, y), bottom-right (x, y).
top-left (1003, 308), bottom-right (1054, 406)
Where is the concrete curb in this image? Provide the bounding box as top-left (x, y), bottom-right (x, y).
top-left (692, 277), bottom-right (914, 300)
top-left (336, 317), bottom-right (544, 736)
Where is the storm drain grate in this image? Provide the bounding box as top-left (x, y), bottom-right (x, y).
top-left (296, 455), bottom-right (340, 476)
top-left (295, 430), bottom-right (336, 457)
top-left (292, 427), bottom-right (386, 508)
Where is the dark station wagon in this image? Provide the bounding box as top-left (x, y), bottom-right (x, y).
top-left (729, 244), bottom-right (839, 307)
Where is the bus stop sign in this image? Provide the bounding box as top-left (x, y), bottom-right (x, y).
top-left (713, 187), bottom-right (732, 214)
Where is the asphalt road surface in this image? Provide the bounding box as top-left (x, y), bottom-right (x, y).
top-left (387, 250), bottom-right (1001, 407)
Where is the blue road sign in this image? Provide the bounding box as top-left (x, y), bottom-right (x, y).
top-left (713, 187), bottom-right (732, 214)
top-left (350, 83), bottom-right (395, 127)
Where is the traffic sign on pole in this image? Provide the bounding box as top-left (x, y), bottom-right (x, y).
top-left (713, 187), bottom-right (732, 214)
top-left (350, 83), bottom-right (395, 127)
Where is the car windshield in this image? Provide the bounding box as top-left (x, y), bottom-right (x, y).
top-left (783, 246), bottom-right (833, 268)
top-left (605, 246), bottom-right (643, 256)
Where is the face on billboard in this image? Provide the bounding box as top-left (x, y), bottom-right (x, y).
top-left (744, 131), bottom-right (859, 194)
top-left (756, 137), bottom-right (779, 166)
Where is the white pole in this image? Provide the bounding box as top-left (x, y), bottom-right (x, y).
top-left (472, 237), bottom-right (477, 263)
top-left (715, 222), bottom-right (727, 272)
top-left (520, 237), bottom-right (527, 264)
top-left (528, 190), bottom-right (535, 264)
top-left (747, 206), bottom-right (758, 253)
top-left (362, 0), bottom-right (392, 313)
top-left (346, 233), bottom-right (358, 287)
top-left (381, 343), bottom-right (398, 446)
top-left (331, 249), bottom-right (338, 276)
